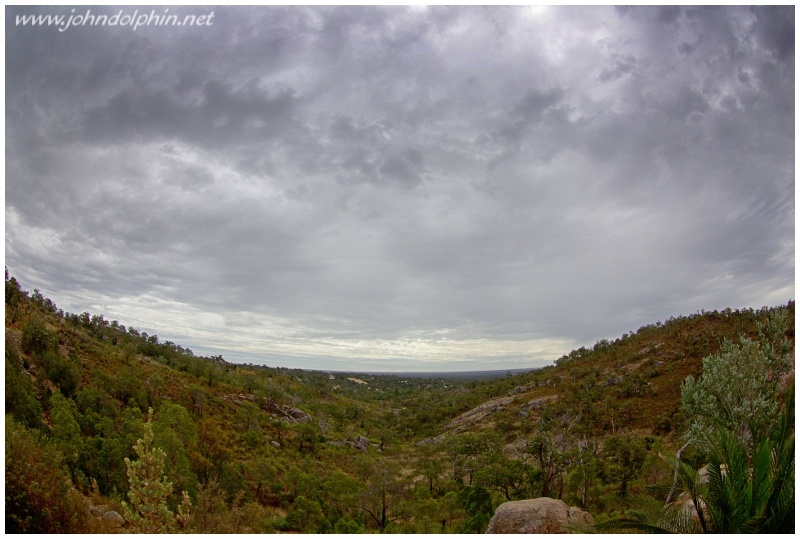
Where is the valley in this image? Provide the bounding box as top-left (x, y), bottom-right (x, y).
top-left (5, 271), bottom-right (794, 533)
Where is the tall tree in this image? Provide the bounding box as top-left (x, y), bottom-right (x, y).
top-left (153, 402), bottom-right (199, 498)
top-left (5, 347), bottom-right (43, 429)
top-left (414, 444), bottom-right (446, 493)
top-left (526, 429), bottom-right (570, 498)
top-left (357, 459), bottom-right (409, 531)
top-left (600, 433), bottom-right (647, 496)
top-left (49, 390), bottom-right (84, 482)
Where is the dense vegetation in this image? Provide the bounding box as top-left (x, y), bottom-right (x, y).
top-left (5, 269), bottom-right (794, 533)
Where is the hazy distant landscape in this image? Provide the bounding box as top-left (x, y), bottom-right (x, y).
top-left (333, 368), bottom-right (537, 380)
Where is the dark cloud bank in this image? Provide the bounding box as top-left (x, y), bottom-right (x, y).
top-left (6, 6), bottom-right (794, 371)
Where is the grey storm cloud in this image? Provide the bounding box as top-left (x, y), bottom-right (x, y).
top-left (5, 6), bottom-right (794, 371)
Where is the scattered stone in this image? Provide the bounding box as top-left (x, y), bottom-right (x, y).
top-left (101, 511), bottom-right (126, 526)
top-left (289, 408), bottom-right (307, 419)
top-left (509, 385), bottom-right (531, 395)
top-left (526, 396), bottom-right (557, 410)
top-left (414, 435), bottom-right (445, 446)
top-left (88, 504), bottom-right (108, 518)
top-left (327, 436), bottom-right (370, 452)
top-left (347, 436), bottom-right (370, 452)
top-left (267, 403), bottom-right (311, 424)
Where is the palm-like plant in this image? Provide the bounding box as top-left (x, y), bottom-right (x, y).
top-left (700, 391), bottom-right (794, 534)
top-left (593, 391), bottom-right (794, 534)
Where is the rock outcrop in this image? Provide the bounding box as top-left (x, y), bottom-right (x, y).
top-left (88, 503), bottom-right (127, 527)
top-left (442, 396), bottom-right (514, 431)
top-left (280, 405), bottom-right (311, 423)
top-left (101, 510), bottom-right (126, 525)
top-left (326, 435), bottom-right (371, 452)
top-left (485, 497), bottom-right (593, 534)
top-left (220, 394), bottom-right (311, 424)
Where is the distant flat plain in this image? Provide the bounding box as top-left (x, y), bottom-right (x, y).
top-left (325, 367), bottom-right (538, 381)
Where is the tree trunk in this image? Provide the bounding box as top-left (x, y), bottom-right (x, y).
top-left (380, 491), bottom-right (387, 530)
top-left (666, 441), bottom-right (690, 504)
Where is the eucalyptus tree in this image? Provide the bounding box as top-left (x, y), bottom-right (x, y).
top-left (356, 458), bottom-right (410, 531)
top-left (600, 433), bottom-right (647, 496)
top-left (49, 390), bottom-right (83, 482)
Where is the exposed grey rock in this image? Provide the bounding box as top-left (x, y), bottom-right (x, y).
top-left (271, 440), bottom-right (281, 448)
top-left (485, 497), bottom-right (593, 534)
top-left (508, 385), bottom-right (532, 395)
top-left (442, 396), bottom-right (514, 431)
top-left (289, 408), bottom-right (307, 419)
top-left (568, 507), bottom-right (593, 527)
top-left (102, 511), bottom-right (126, 525)
top-left (268, 403), bottom-right (311, 423)
top-left (327, 436), bottom-right (370, 452)
top-left (526, 396), bottom-right (557, 410)
top-left (88, 504), bottom-right (108, 517)
top-left (344, 435), bottom-right (370, 452)
top-left (414, 434), bottom-right (446, 446)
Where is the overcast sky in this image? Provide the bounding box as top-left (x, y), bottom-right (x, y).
top-left (5, 5), bottom-right (795, 372)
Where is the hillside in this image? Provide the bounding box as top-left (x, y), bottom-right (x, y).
top-left (5, 270), bottom-right (794, 533)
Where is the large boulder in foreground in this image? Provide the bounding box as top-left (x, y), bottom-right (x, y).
top-left (485, 498), bottom-right (593, 534)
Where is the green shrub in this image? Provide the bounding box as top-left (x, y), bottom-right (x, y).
top-left (5, 417), bottom-right (88, 533)
top-left (5, 348), bottom-right (43, 430)
top-left (21, 316), bottom-right (58, 356)
top-left (48, 355), bottom-right (80, 398)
